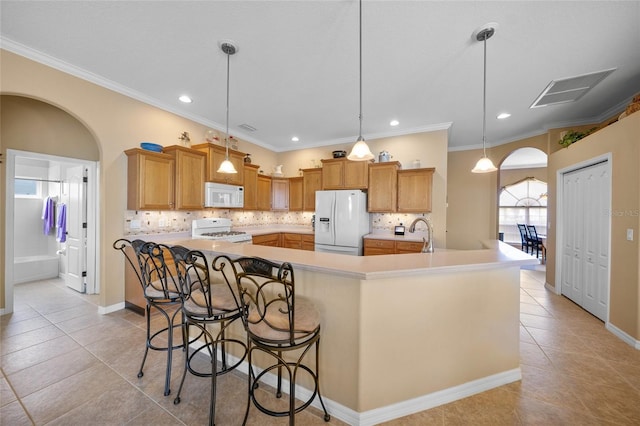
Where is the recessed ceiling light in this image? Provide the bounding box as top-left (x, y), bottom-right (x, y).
top-left (178, 95), bottom-right (192, 103)
top-left (291, 136), bottom-right (299, 142)
top-left (389, 120), bottom-right (399, 126)
top-left (497, 112), bottom-right (511, 119)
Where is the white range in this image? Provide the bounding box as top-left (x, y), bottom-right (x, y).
top-left (191, 218), bottom-right (252, 243)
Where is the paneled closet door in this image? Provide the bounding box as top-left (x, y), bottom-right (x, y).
top-left (561, 161), bottom-right (610, 321)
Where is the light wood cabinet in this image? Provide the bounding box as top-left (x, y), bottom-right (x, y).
top-left (363, 238), bottom-right (395, 256)
top-left (280, 233), bottom-right (315, 251)
top-left (364, 238), bottom-right (423, 255)
top-left (302, 168), bottom-right (322, 211)
top-left (125, 148), bottom-right (175, 210)
top-left (271, 178), bottom-right (289, 211)
top-left (288, 177), bottom-right (303, 211)
top-left (257, 175), bottom-right (272, 211)
top-left (397, 168), bottom-right (435, 213)
top-left (243, 164), bottom-right (260, 210)
top-left (192, 142), bottom-right (245, 185)
top-left (163, 145), bottom-right (206, 210)
top-left (252, 233), bottom-right (281, 247)
top-left (321, 158), bottom-right (369, 190)
top-left (368, 162), bottom-right (400, 212)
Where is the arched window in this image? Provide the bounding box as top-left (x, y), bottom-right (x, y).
top-left (499, 178), bottom-right (547, 244)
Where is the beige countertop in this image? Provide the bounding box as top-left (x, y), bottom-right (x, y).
top-left (363, 229), bottom-right (429, 242)
top-left (168, 238), bottom-right (538, 280)
top-left (238, 225), bottom-right (314, 236)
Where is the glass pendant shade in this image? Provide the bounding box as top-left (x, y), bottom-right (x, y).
top-left (347, 137), bottom-right (374, 161)
top-left (471, 156), bottom-right (498, 173)
top-left (217, 158), bottom-right (237, 174)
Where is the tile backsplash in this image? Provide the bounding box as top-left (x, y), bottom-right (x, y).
top-left (123, 210), bottom-right (431, 236)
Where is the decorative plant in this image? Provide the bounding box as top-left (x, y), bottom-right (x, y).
top-left (558, 127), bottom-right (597, 147)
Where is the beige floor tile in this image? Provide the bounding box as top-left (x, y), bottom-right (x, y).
top-left (0, 335), bottom-right (81, 375)
top-left (379, 406), bottom-right (443, 425)
top-left (0, 375), bottom-right (18, 407)
top-left (20, 363), bottom-right (125, 425)
top-left (67, 317), bottom-right (142, 346)
top-left (8, 347), bottom-right (100, 397)
top-left (0, 400), bottom-right (33, 426)
top-left (0, 306), bottom-right (41, 325)
top-left (568, 377), bottom-right (640, 424)
top-left (519, 342), bottom-right (552, 369)
top-left (0, 315), bottom-right (51, 338)
top-left (543, 347), bottom-right (632, 389)
top-left (519, 313), bottom-right (560, 331)
top-left (0, 324), bottom-right (66, 356)
top-left (41, 303), bottom-right (98, 324)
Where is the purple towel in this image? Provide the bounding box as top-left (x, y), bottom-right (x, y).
top-left (56, 203), bottom-right (67, 243)
top-left (42, 197), bottom-right (55, 235)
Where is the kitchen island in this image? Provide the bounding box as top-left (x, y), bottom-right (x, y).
top-left (169, 238), bottom-right (537, 425)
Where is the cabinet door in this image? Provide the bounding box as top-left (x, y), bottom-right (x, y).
top-left (288, 177), bottom-right (303, 211)
top-left (368, 162), bottom-right (399, 212)
top-left (243, 164), bottom-right (260, 210)
top-left (301, 234), bottom-right (315, 251)
top-left (321, 160), bottom-right (344, 189)
top-left (282, 233), bottom-right (302, 249)
top-left (166, 147), bottom-right (206, 210)
top-left (126, 149), bottom-right (174, 210)
top-left (192, 143), bottom-right (245, 185)
top-left (272, 178), bottom-right (289, 211)
top-left (363, 239), bottom-right (395, 256)
top-left (397, 168), bottom-right (434, 213)
top-left (252, 233), bottom-right (281, 247)
top-left (257, 175), bottom-right (272, 210)
top-left (302, 168), bottom-right (322, 211)
top-left (344, 160), bottom-right (369, 189)
top-left (396, 241), bottom-right (423, 254)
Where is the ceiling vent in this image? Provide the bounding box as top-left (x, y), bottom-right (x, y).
top-left (238, 123), bottom-right (257, 132)
top-left (530, 68), bottom-right (616, 108)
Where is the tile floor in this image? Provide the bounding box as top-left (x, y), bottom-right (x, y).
top-left (2, 269), bottom-right (640, 425)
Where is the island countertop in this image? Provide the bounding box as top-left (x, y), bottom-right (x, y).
top-left (168, 238), bottom-right (538, 279)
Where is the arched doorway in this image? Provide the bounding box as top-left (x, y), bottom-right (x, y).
top-left (1, 95), bottom-right (100, 314)
top-left (498, 148), bottom-right (548, 250)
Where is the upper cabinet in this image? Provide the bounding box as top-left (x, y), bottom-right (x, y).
top-left (271, 178), bottom-right (290, 211)
top-left (321, 158), bottom-right (369, 190)
top-left (288, 177), bottom-right (303, 212)
top-left (257, 174), bottom-right (272, 211)
top-left (368, 162), bottom-right (400, 212)
top-left (125, 148), bottom-right (175, 210)
top-left (397, 168), bottom-right (435, 213)
top-left (302, 168), bottom-right (322, 211)
top-left (243, 163), bottom-right (260, 210)
top-left (163, 145), bottom-right (206, 210)
top-left (191, 142), bottom-right (245, 186)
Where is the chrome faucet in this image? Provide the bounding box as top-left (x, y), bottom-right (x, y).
top-left (408, 217), bottom-right (434, 253)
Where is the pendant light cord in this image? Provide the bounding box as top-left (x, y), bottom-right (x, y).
top-left (482, 34), bottom-right (487, 157)
top-left (358, 0), bottom-right (363, 139)
top-left (225, 49), bottom-right (231, 157)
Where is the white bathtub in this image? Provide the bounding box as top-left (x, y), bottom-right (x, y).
top-left (14, 255), bottom-right (59, 284)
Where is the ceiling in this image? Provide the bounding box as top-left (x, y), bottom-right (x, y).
top-left (2, 1), bottom-right (639, 153)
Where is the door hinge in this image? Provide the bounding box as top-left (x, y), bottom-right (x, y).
top-left (82, 271), bottom-right (87, 277)
top-left (83, 176), bottom-right (88, 183)
top-left (82, 222), bottom-right (87, 229)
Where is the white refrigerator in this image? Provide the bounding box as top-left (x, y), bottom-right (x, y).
top-left (314, 190), bottom-right (370, 256)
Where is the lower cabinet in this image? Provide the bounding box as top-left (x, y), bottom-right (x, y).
top-left (252, 233), bottom-right (281, 247)
top-left (282, 233), bottom-right (315, 250)
top-left (253, 232), bottom-right (314, 250)
top-left (364, 238), bottom-right (423, 255)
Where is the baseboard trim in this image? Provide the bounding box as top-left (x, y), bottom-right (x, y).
top-left (98, 302), bottom-right (125, 315)
top-left (190, 340), bottom-right (520, 425)
top-left (606, 322), bottom-right (640, 350)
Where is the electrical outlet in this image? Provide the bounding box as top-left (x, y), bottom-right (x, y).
top-left (159, 218), bottom-right (167, 227)
top-left (627, 228), bottom-right (634, 241)
top-left (130, 219), bottom-right (141, 230)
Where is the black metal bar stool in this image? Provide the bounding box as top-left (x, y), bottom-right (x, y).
top-left (170, 247), bottom-right (247, 426)
top-left (216, 255), bottom-right (330, 425)
top-left (113, 239), bottom-right (185, 396)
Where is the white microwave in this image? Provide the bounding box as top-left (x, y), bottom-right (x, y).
top-left (204, 182), bottom-right (244, 208)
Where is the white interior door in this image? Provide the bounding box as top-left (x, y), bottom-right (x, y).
top-left (64, 165), bottom-right (87, 292)
top-left (561, 161), bottom-right (610, 321)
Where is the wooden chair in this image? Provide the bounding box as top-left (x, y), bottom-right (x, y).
top-left (517, 224), bottom-right (531, 253)
top-left (527, 225), bottom-right (546, 261)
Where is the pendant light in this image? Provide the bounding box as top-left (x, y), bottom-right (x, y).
top-left (217, 41), bottom-right (238, 174)
top-left (471, 25), bottom-right (498, 173)
top-left (347, 0), bottom-right (374, 162)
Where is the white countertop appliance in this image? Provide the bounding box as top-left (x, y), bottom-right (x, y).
top-left (204, 182), bottom-right (244, 208)
top-left (191, 218), bottom-right (252, 243)
top-left (314, 190), bottom-right (370, 256)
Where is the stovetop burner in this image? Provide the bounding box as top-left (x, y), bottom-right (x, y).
top-left (191, 218), bottom-right (252, 243)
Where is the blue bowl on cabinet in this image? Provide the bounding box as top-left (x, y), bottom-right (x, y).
top-left (140, 142), bottom-right (163, 152)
